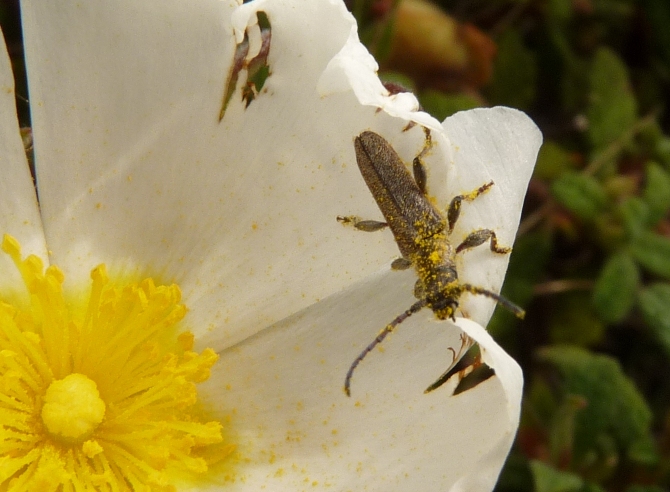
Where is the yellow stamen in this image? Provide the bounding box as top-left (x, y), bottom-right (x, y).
top-left (0, 235), bottom-right (235, 490)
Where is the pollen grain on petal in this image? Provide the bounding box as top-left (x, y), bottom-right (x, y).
top-left (0, 234), bottom-right (236, 490)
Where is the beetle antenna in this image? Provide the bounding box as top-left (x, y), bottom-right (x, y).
top-left (345, 299), bottom-right (426, 396)
top-left (461, 284), bottom-right (525, 319)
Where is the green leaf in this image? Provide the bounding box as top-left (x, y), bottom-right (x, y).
top-left (582, 484), bottom-right (606, 492)
top-left (548, 394), bottom-right (587, 465)
top-left (552, 172), bottom-right (608, 220)
top-left (495, 453), bottom-right (534, 492)
top-left (529, 460), bottom-right (583, 492)
top-left (418, 90), bottom-right (480, 121)
top-left (625, 486), bottom-right (667, 492)
top-left (547, 0), bottom-right (572, 21)
top-left (561, 52), bottom-right (590, 114)
top-left (488, 233), bottom-right (551, 343)
top-left (643, 161), bottom-right (670, 225)
top-left (627, 434), bottom-right (660, 465)
top-left (592, 252), bottom-right (639, 323)
top-left (638, 283), bottom-right (670, 357)
top-left (503, 232), bottom-right (552, 305)
top-left (586, 48), bottom-right (637, 153)
top-left (374, 7), bottom-right (397, 62)
top-left (630, 231), bottom-right (670, 279)
top-left (357, 0), bottom-right (398, 62)
top-left (640, 0), bottom-right (670, 68)
top-left (549, 294), bottom-right (605, 347)
top-left (538, 346), bottom-right (653, 461)
top-left (524, 376), bottom-right (560, 430)
top-left (656, 136), bottom-right (670, 170)
top-left (379, 71), bottom-right (416, 93)
top-left (534, 141), bottom-right (578, 181)
top-left (489, 29), bottom-right (537, 109)
top-left (618, 197), bottom-right (650, 240)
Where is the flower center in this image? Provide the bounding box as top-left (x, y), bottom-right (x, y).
top-left (41, 373), bottom-right (106, 443)
top-left (0, 234), bottom-right (235, 489)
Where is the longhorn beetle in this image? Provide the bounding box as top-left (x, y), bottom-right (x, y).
top-left (338, 129), bottom-right (524, 396)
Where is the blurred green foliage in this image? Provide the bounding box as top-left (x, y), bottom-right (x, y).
top-left (349, 0), bottom-right (670, 490)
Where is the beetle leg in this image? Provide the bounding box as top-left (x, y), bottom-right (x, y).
top-left (446, 181), bottom-right (495, 233)
top-left (412, 127), bottom-right (433, 195)
top-left (337, 215), bottom-right (388, 232)
top-left (391, 257), bottom-right (413, 270)
top-left (456, 228), bottom-right (511, 254)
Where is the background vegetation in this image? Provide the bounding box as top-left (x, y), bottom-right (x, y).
top-left (3, 0), bottom-right (670, 490)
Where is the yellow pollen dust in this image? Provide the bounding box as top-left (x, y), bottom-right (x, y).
top-left (0, 235), bottom-right (235, 491)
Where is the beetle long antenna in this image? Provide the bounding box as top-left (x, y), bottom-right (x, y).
top-left (461, 284), bottom-right (525, 319)
top-left (345, 299), bottom-right (426, 396)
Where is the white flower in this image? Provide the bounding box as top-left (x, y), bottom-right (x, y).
top-left (0, 0), bottom-right (541, 490)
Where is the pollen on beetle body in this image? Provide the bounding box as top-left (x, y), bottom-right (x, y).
top-left (0, 234), bottom-right (235, 490)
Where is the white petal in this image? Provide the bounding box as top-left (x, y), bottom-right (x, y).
top-left (443, 107), bottom-right (542, 325)
top-left (202, 270), bottom-right (522, 491)
top-left (21, 0), bottom-right (447, 349)
top-left (0, 30), bottom-right (46, 283)
top-left (17, 2), bottom-right (534, 488)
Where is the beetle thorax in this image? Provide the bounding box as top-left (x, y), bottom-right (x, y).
top-left (411, 231), bottom-right (462, 320)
